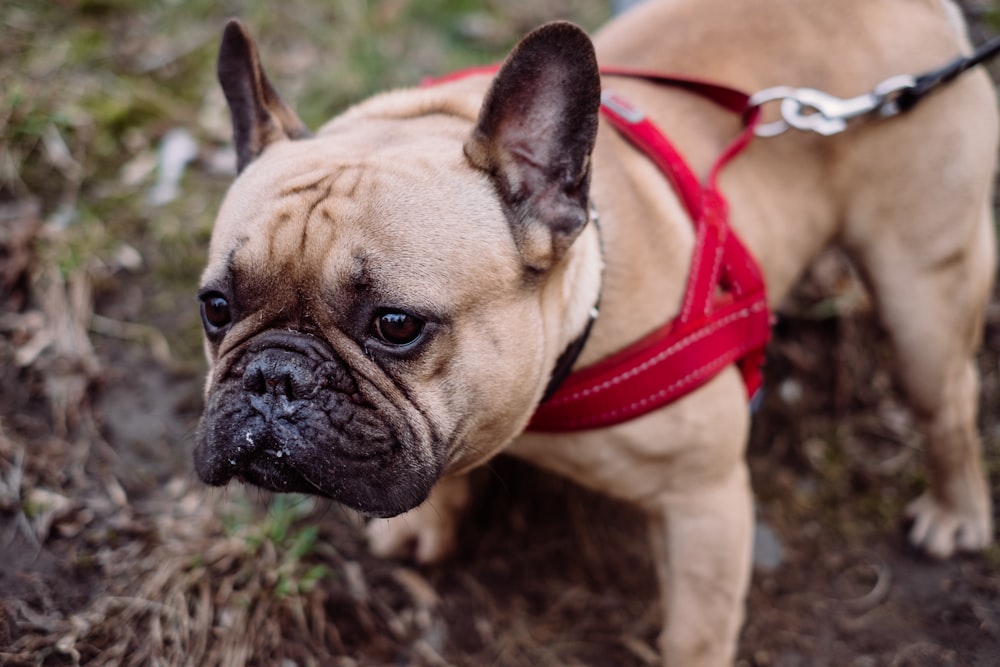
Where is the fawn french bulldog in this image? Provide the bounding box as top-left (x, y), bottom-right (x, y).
top-left (194, 0), bottom-right (997, 662)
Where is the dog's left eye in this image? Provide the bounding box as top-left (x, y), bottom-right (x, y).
top-left (371, 310), bottom-right (425, 347)
top-left (200, 292), bottom-right (232, 332)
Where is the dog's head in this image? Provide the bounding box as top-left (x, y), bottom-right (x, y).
top-left (192, 20), bottom-right (602, 517)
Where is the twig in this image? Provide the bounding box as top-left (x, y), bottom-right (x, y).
top-left (89, 313), bottom-right (173, 365)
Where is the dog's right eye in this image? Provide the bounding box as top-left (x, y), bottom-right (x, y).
top-left (371, 310), bottom-right (425, 347)
top-left (200, 293), bottom-right (232, 332)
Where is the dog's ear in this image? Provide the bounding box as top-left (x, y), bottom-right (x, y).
top-left (465, 22), bottom-right (601, 273)
top-left (217, 20), bottom-right (311, 173)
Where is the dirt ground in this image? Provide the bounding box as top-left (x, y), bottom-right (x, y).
top-left (2, 1), bottom-right (1000, 665)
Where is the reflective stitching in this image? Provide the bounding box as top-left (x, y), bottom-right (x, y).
top-left (543, 299), bottom-right (767, 407)
top-left (555, 334), bottom-right (764, 429)
top-left (680, 222), bottom-right (709, 323)
top-left (704, 222), bottom-right (728, 316)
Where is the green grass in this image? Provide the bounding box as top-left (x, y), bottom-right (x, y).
top-left (222, 493), bottom-right (332, 597)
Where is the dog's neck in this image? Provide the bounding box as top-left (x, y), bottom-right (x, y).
top-left (534, 201), bottom-right (604, 400)
top-left (540, 203), bottom-right (602, 401)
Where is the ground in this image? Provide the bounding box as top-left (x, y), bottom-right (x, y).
top-left (1, 1), bottom-right (999, 665)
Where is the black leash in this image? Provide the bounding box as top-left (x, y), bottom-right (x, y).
top-left (897, 33), bottom-right (1000, 112)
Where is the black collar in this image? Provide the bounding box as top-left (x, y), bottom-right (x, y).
top-left (539, 204), bottom-right (602, 403)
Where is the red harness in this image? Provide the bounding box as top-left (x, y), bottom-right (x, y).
top-left (426, 66), bottom-right (771, 432)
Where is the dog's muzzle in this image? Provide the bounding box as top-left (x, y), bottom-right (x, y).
top-left (193, 330), bottom-right (437, 517)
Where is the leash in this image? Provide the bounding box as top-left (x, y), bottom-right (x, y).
top-left (750, 33), bottom-right (1000, 137)
top-left (899, 33), bottom-right (1000, 111)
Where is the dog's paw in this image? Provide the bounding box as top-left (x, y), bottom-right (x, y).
top-left (365, 510), bottom-right (458, 564)
top-left (905, 492), bottom-right (992, 559)
top-left (365, 475), bottom-right (470, 564)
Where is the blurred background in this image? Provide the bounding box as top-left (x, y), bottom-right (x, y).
top-left (1, 1), bottom-right (999, 665)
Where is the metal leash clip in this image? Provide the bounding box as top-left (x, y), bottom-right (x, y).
top-left (749, 74), bottom-right (917, 137)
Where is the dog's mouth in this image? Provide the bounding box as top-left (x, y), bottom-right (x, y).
top-left (238, 450), bottom-right (324, 497)
top-left (234, 448), bottom-right (415, 518)
top-left (193, 331), bottom-right (440, 517)
top-left (200, 427), bottom-right (428, 518)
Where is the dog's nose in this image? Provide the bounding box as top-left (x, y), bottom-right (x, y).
top-left (243, 350), bottom-right (319, 401)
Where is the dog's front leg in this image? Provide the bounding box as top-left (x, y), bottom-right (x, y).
top-left (648, 463), bottom-right (753, 667)
top-left (512, 369), bottom-right (754, 666)
top-left (366, 474), bottom-right (471, 564)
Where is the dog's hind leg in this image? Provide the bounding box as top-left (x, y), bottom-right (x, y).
top-left (841, 117), bottom-right (997, 557)
top-left (860, 202), bottom-right (994, 557)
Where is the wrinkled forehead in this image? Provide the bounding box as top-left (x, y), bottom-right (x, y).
top-left (203, 131), bottom-right (520, 306)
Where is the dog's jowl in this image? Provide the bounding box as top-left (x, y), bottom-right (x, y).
top-left (193, 1), bottom-right (997, 664)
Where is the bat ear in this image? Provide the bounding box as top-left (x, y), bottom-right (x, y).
top-left (464, 22), bottom-right (601, 272)
top-left (217, 20), bottom-right (311, 173)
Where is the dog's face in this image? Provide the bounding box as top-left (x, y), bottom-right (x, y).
top-left (192, 21), bottom-right (602, 517)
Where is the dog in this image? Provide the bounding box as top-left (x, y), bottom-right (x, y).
top-left (192, 0), bottom-right (997, 663)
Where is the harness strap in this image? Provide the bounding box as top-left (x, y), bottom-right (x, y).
top-left (421, 63), bottom-right (771, 431)
top-left (528, 70), bottom-right (770, 431)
